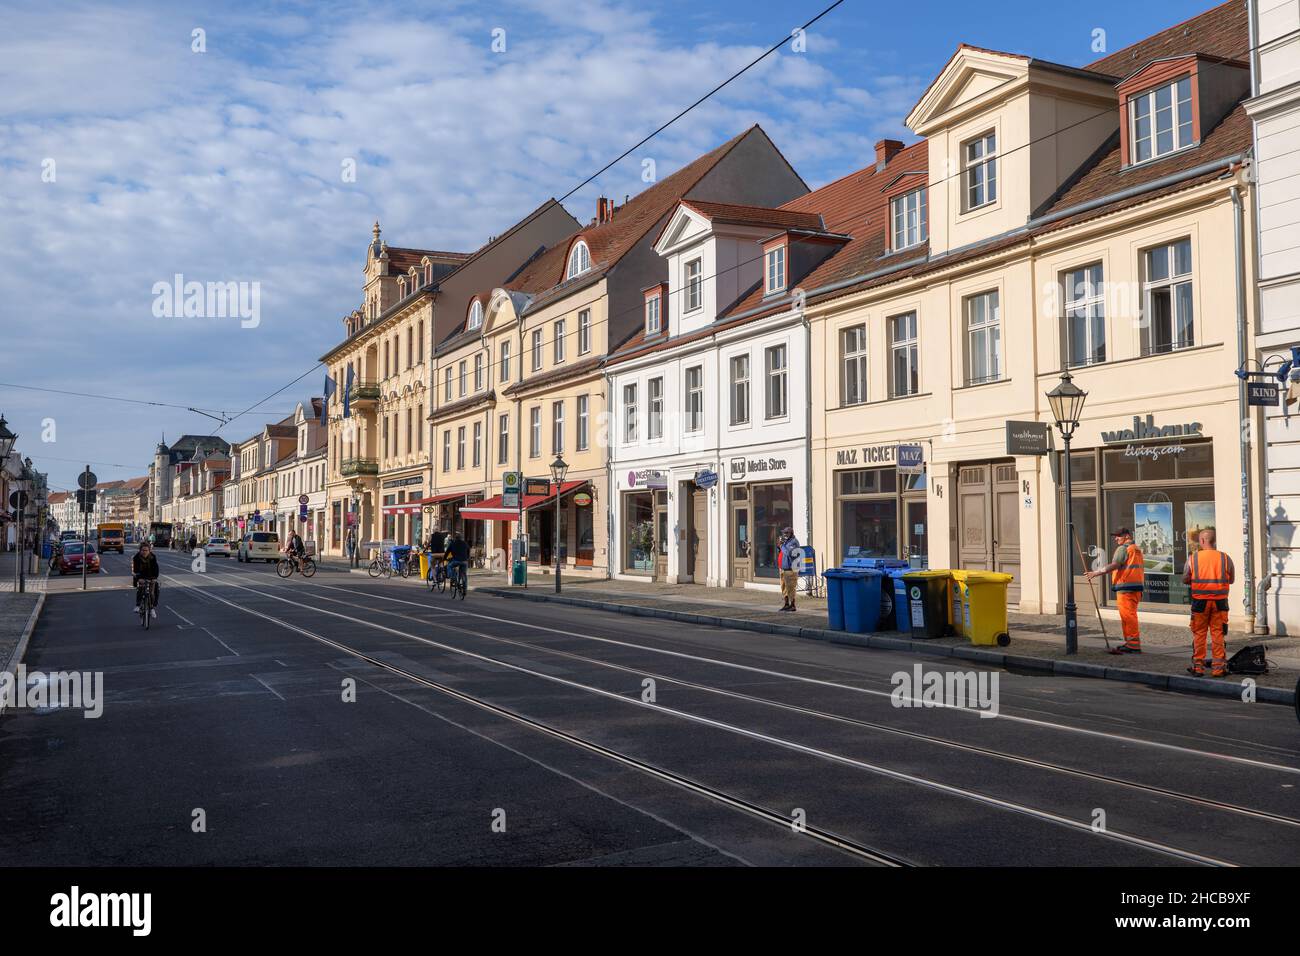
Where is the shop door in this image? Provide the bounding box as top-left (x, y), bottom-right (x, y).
top-left (688, 485), bottom-right (708, 583)
top-left (654, 492), bottom-right (668, 581)
top-left (957, 461), bottom-right (1020, 605)
top-left (905, 500), bottom-right (928, 567)
top-left (731, 498), bottom-right (751, 585)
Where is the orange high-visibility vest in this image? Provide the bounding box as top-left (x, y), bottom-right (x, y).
top-left (1112, 543), bottom-right (1145, 592)
top-left (1189, 549), bottom-right (1230, 601)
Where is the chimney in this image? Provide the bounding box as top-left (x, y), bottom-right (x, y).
top-left (875, 139), bottom-right (904, 171)
top-left (597, 196), bottom-right (613, 224)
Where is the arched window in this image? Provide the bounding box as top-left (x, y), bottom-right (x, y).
top-left (467, 299), bottom-right (484, 330)
top-left (566, 240), bottom-right (591, 280)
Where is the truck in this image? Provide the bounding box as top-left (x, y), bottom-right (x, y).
top-left (97, 522), bottom-right (126, 554)
top-left (148, 522), bottom-right (174, 549)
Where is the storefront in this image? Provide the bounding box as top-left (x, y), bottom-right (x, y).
top-left (724, 449), bottom-right (805, 585)
top-left (620, 469), bottom-right (668, 578)
top-left (1058, 425), bottom-right (1215, 611)
top-left (460, 480), bottom-right (588, 568)
top-left (380, 475), bottom-right (424, 545)
top-left (829, 443), bottom-right (928, 568)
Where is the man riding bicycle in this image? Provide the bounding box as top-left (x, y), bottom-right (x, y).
top-left (426, 527), bottom-right (449, 582)
top-left (444, 531), bottom-right (470, 592)
top-left (286, 529), bottom-right (307, 572)
top-left (132, 541), bottom-right (160, 618)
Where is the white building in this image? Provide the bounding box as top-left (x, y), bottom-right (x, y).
top-left (1248, 0), bottom-right (1300, 631)
top-left (272, 400), bottom-right (328, 550)
top-left (607, 198), bottom-right (838, 589)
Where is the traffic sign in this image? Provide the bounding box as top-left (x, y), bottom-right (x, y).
top-left (298, 494), bottom-right (310, 505)
top-left (8, 491), bottom-right (28, 510)
top-left (78, 470), bottom-right (98, 490)
top-left (503, 471), bottom-right (523, 509)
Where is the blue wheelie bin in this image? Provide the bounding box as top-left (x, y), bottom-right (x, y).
top-left (823, 568), bottom-right (851, 631)
top-left (840, 568), bottom-right (884, 634)
top-left (843, 557), bottom-right (909, 630)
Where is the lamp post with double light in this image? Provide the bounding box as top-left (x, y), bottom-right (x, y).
top-left (1047, 370), bottom-right (1088, 655)
top-left (550, 455), bottom-right (568, 594)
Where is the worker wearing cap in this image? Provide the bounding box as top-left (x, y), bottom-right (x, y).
top-left (1183, 527), bottom-right (1234, 678)
top-left (1085, 527), bottom-right (1145, 654)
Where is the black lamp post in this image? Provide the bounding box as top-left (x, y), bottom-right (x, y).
top-left (549, 454), bottom-right (568, 593)
top-left (1047, 370), bottom-right (1088, 655)
top-left (0, 417), bottom-right (18, 591)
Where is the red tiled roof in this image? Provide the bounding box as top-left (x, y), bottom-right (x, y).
top-left (1086, 0), bottom-right (1247, 78)
top-left (385, 246), bottom-right (470, 274)
top-left (676, 199), bottom-right (824, 233)
top-left (505, 127), bottom-right (763, 302)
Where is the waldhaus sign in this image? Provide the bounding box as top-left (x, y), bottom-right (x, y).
top-left (1101, 415), bottom-right (1203, 444)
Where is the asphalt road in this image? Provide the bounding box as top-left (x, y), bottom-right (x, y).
top-left (2, 548), bottom-right (1298, 866)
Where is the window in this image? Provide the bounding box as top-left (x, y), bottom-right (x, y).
top-left (578, 309), bottom-right (591, 354)
top-left (891, 188), bottom-right (927, 249)
top-left (383, 341), bottom-right (390, 379)
top-left (442, 430), bottom-right (451, 471)
top-left (467, 300), bottom-right (483, 330)
top-left (645, 294), bottom-right (661, 334)
top-left (406, 328), bottom-right (413, 368)
top-left (1063, 264), bottom-right (1106, 367)
top-left (498, 413), bottom-right (510, 464)
top-left (443, 367), bottom-right (452, 401)
top-left (383, 416), bottom-right (390, 457)
top-left (840, 325), bottom-right (867, 406)
top-left (456, 426), bottom-right (466, 469)
top-left (577, 395), bottom-right (589, 451)
top-left (965, 290), bottom-right (1001, 385)
top-left (417, 321), bottom-right (424, 364)
top-left (405, 408), bottom-right (412, 453)
top-left (685, 258), bottom-right (703, 312)
top-left (1130, 77), bottom-right (1193, 164)
top-left (765, 344), bottom-right (787, 419)
top-left (472, 422), bottom-right (481, 468)
top-left (458, 360), bottom-right (467, 397)
top-left (685, 366), bottom-right (703, 432)
top-left (1143, 239), bottom-right (1194, 354)
top-left (531, 330), bottom-right (543, 371)
top-left (648, 377), bottom-right (663, 439)
top-left (529, 407), bottom-right (541, 457)
top-left (963, 132), bottom-right (997, 210)
top-left (730, 354), bottom-right (750, 426)
top-left (474, 353), bottom-right (484, 391)
top-left (552, 401), bottom-right (565, 454)
top-left (765, 245), bottom-right (786, 294)
top-left (623, 383), bottom-right (638, 443)
top-left (417, 405), bottom-right (423, 449)
top-left (554, 319), bottom-right (566, 363)
top-left (889, 312), bottom-right (919, 397)
top-left (500, 340), bottom-right (511, 382)
top-left (566, 240), bottom-right (591, 279)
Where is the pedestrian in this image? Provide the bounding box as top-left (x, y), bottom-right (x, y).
top-left (1084, 526), bottom-right (1144, 654)
top-left (1183, 527), bottom-right (1234, 677)
top-left (778, 527), bottom-right (801, 612)
top-left (345, 528), bottom-right (356, 561)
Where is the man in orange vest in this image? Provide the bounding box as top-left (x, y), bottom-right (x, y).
top-left (1183, 527), bottom-right (1234, 677)
top-left (1085, 527), bottom-right (1145, 654)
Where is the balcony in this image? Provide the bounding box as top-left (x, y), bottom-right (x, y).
top-left (341, 457), bottom-right (379, 477)
top-left (351, 381), bottom-right (381, 403)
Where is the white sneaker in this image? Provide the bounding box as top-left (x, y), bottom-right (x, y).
top-left (150, 608), bottom-right (157, 619)
top-left (134, 605), bottom-right (140, 614)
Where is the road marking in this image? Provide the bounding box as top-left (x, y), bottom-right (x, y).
top-left (249, 673), bottom-right (286, 701)
top-left (287, 577), bottom-right (1300, 778)
top-left (171, 570), bottom-right (1239, 866)
top-left (202, 628), bottom-right (240, 657)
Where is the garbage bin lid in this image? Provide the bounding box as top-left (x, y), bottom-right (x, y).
top-left (903, 569), bottom-right (951, 579)
top-left (961, 571), bottom-right (1014, 584)
top-left (843, 557), bottom-right (908, 569)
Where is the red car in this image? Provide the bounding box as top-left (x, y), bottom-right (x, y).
top-left (56, 541), bottom-right (101, 575)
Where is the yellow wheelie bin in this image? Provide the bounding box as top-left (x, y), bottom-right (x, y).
top-left (418, 549), bottom-right (431, 582)
top-left (956, 571), bottom-right (1013, 646)
top-left (947, 569), bottom-right (970, 638)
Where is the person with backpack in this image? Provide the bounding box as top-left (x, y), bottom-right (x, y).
top-left (778, 527), bottom-right (801, 612)
top-left (1183, 527), bottom-right (1234, 678)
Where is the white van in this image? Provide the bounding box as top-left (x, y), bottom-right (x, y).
top-left (238, 531), bottom-right (281, 563)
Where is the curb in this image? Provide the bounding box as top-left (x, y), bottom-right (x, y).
top-left (476, 587), bottom-right (1296, 708)
top-left (1, 593), bottom-right (46, 716)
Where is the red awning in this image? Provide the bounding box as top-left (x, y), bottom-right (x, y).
top-left (413, 492), bottom-right (469, 506)
top-left (381, 502), bottom-right (424, 515)
top-left (460, 481), bottom-right (587, 522)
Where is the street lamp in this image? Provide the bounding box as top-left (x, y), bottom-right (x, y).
top-left (1047, 370), bottom-right (1088, 655)
top-left (350, 492), bottom-right (361, 567)
top-left (0, 415), bottom-right (15, 460)
top-left (549, 454), bottom-right (568, 593)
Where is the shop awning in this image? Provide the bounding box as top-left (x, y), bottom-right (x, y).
top-left (381, 502), bottom-right (424, 515)
top-left (414, 492), bottom-right (469, 506)
top-left (460, 481), bottom-right (587, 522)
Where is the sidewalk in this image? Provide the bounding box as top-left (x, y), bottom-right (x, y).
top-left (0, 549), bottom-right (47, 594)
top-left (470, 576), bottom-right (1299, 706)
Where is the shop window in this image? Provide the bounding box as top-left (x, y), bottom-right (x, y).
top-left (624, 493), bottom-right (655, 573)
top-left (839, 468), bottom-right (897, 496)
top-left (751, 482), bottom-right (793, 579)
top-left (840, 499), bottom-right (898, 559)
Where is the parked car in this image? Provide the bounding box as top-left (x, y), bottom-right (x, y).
top-left (238, 531), bottom-right (280, 563)
top-left (60, 530), bottom-right (80, 542)
top-left (55, 541), bottom-right (100, 575)
top-left (204, 537), bottom-right (231, 558)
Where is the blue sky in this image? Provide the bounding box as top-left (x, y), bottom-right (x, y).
top-left (0, 0), bottom-right (1221, 492)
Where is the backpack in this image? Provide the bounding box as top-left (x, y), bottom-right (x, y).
top-left (1226, 644), bottom-right (1270, 675)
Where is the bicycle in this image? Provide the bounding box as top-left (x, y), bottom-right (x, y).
top-left (425, 555), bottom-right (447, 593)
top-left (367, 552), bottom-right (393, 579)
top-left (447, 561), bottom-right (467, 600)
top-left (276, 554), bottom-right (317, 578)
top-left (396, 551), bottom-right (418, 578)
top-left (135, 579), bottom-right (158, 630)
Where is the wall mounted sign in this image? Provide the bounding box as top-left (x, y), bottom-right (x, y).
top-left (729, 456), bottom-right (791, 481)
top-left (834, 445), bottom-right (899, 467)
top-left (694, 469), bottom-right (719, 489)
top-left (524, 478), bottom-right (551, 497)
top-left (1005, 421), bottom-right (1050, 456)
top-left (382, 475), bottom-right (423, 489)
top-left (896, 444), bottom-right (924, 474)
top-left (503, 471), bottom-right (522, 509)
top-left (1101, 415), bottom-right (1203, 444)
top-left (573, 492), bottom-right (592, 506)
top-left (628, 469), bottom-right (667, 489)
top-left (1248, 382), bottom-right (1280, 407)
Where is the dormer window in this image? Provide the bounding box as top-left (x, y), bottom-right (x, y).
top-left (467, 299), bottom-right (483, 330)
top-left (1130, 77), bottom-right (1192, 164)
top-left (645, 293), bottom-right (661, 334)
top-left (963, 132), bottom-right (997, 211)
top-left (566, 240), bottom-right (591, 279)
top-left (765, 244), bottom-right (786, 295)
top-left (891, 188), bottom-right (928, 250)
top-left (684, 258), bottom-right (703, 312)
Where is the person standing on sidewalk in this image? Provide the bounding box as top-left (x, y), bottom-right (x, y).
top-left (1183, 528), bottom-right (1234, 677)
top-left (1085, 527), bottom-right (1145, 655)
top-left (778, 527), bottom-right (801, 612)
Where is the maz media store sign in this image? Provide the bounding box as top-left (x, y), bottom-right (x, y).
top-left (729, 455), bottom-right (794, 482)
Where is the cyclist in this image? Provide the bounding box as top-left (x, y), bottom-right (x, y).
top-left (444, 531), bottom-right (470, 593)
top-left (132, 541), bottom-right (160, 618)
top-left (426, 527), bottom-right (449, 583)
top-left (286, 528), bottom-right (307, 572)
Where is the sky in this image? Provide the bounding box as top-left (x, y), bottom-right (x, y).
top-left (0, 0), bottom-right (1223, 493)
